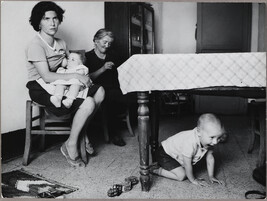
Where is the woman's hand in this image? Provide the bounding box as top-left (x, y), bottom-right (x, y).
top-left (103, 62), bottom-right (114, 70)
top-left (76, 74), bottom-right (92, 88)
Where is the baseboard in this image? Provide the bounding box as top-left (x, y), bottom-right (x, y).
top-left (1, 128), bottom-right (67, 162)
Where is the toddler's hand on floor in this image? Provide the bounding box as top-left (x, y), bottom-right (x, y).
top-left (192, 178), bottom-right (209, 187)
top-left (209, 176), bottom-right (223, 185)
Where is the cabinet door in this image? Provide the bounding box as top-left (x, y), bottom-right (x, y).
top-left (130, 3), bottom-right (142, 55)
top-left (143, 6), bottom-right (154, 54)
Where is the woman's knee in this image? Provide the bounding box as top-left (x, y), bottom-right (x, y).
top-left (80, 97), bottom-right (96, 112)
top-left (94, 86), bottom-right (105, 103)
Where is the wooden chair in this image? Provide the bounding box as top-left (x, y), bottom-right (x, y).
top-left (248, 99), bottom-right (266, 167)
top-left (23, 100), bottom-right (108, 166)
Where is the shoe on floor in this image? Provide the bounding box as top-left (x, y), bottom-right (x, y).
top-left (112, 136), bottom-right (126, 146)
top-left (85, 142), bottom-right (96, 156)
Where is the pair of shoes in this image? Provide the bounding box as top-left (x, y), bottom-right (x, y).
top-left (107, 183), bottom-right (132, 197)
top-left (112, 136), bottom-right (126, 146)
top-left (107, 176), bottom-right (139, 197)
top-left (149, 162), bottom-right (160, 175)
top-left (125, 176), bottom-right (139, 186)
top-left (60, 143), bottom-right (85, 167)
top-left (85, 142), bottom-right (96, 156)
top-left (107, 184), bottom-right (123, 197)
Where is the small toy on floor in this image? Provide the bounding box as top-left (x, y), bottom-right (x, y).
top-left (107, 176), bottom-right (139, 197)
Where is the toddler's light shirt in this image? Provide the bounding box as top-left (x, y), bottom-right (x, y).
top-left (161, 128), bottom-right (208, 166)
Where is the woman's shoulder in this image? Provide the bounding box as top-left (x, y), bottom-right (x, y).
top-left (85, 49), bottom-right (95, 57)
top-left (26, 35), bottom-right (45, 51)
top-left (55, 37), bottom-right (67, 48)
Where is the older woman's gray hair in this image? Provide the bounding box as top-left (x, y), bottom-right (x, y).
top-left (93, 28), bottom-right (114, 42)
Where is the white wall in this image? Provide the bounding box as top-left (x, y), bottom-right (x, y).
top-left (1, 1), bottom-right (104, 133)
top-left (161, 2), bottom-right (197, 53)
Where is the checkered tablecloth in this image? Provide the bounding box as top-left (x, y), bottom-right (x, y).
top-left (118, 52), bottom-right (266, 94)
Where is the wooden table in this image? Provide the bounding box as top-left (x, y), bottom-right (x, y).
top-left (118, 52), bottom-right (266, 191)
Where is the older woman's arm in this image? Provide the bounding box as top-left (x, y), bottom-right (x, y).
top-left (34, 61), bottom-right (91, 87)
top-left (90, 61), bottom-right (114, 80)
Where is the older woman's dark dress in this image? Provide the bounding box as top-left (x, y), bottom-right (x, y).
top-left (85, 49), bottom-right (126, 146)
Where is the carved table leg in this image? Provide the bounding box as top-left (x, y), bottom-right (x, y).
top-left (137, 92), bottom-right (150, 191)
top-left (150, 91), bottom-right (159, 162)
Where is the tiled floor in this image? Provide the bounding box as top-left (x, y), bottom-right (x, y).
top-left (2, 114), bottom-right (265, 199)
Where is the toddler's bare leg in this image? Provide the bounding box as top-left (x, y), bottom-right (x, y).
top-left (62, 84), bottom-right (81, 108)
top-left (50, 85), bottom-right (66, 108)
top-left (154, 166), bottom-right (186, 181)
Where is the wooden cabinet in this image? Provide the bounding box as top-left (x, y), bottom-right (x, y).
top-left (105, 2), bottom-right (155, 62)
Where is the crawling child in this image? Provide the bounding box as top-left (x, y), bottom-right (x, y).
top-left (151, 113), bottom-right (225, 186)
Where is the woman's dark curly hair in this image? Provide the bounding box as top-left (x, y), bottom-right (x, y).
top-left (29, 1), bottom-right (65, 31)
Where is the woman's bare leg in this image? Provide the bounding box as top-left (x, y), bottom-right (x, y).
top-left (65, 87), bottom-right (105, 158)
top-left (85, 86), bottom-right (105, 144)
top-left (65, 96), bottom-right (96, 159)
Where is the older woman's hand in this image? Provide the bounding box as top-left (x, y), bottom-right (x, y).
top-left (103, 62), bottom-right (114, 70)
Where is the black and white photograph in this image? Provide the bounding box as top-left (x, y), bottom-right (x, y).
top-left (1, 1), bottom-right (266, 199)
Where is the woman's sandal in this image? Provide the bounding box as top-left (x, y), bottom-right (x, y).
top-left (60, 143), bottom-right (85, 167)
top-left (85, 142), bottom-right (96, 156)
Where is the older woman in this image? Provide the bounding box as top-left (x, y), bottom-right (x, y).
top-left (25, 1), bottom-right (105, 167)
top-left (85, 29), bottom-right (126, 146)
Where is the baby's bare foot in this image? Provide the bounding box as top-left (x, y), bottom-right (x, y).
top-left (50, 96), bottom-right (61, 108)
top-left (62, 98), bottom-right (73, 108)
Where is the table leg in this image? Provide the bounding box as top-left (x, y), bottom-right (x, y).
top-left (150, 91), bottom-right (159, 162)
top-left (137, 92), bottom-right (150, 191)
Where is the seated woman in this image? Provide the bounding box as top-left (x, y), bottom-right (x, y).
top-left (85, 29), bottom-right (129, 147)
top-left (25, 1), bottom-right (105, 167)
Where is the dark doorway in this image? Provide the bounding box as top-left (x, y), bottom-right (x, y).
top-left (196, 3), bottom-right (252, 53)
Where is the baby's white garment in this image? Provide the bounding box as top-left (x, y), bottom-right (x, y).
top-left (36, 78), bottom-right (88, 99)
top-left (50, 65), bottom-right (89, 85)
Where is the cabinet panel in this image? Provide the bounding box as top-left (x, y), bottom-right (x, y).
top-left (105, 2), bottom-right (154, 62)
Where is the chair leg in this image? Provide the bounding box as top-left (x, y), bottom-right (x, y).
top-left (126, 108), bottom-right (135, 136)
top-left (248, 104), bottom-right (256, 154)
top-left (257, 110), bottom-right (266, 167)
top-left (23, 101), bottom-right (33, 166)
top-left (101, 105), bottom-right (109, 142)
top-left (80, 128), bottom-right (87, 164)
top-left (248, 120), bottom-right (256, 154)
top-left (39, 108), bottom-right (46, 152)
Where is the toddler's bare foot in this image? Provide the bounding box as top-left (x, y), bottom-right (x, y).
top-left (50, 96), bottom-right (61, 108)
top-left (149, 162), bottom-right (161, 175)
top-left (62, 98), bottom-right (74, 108)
